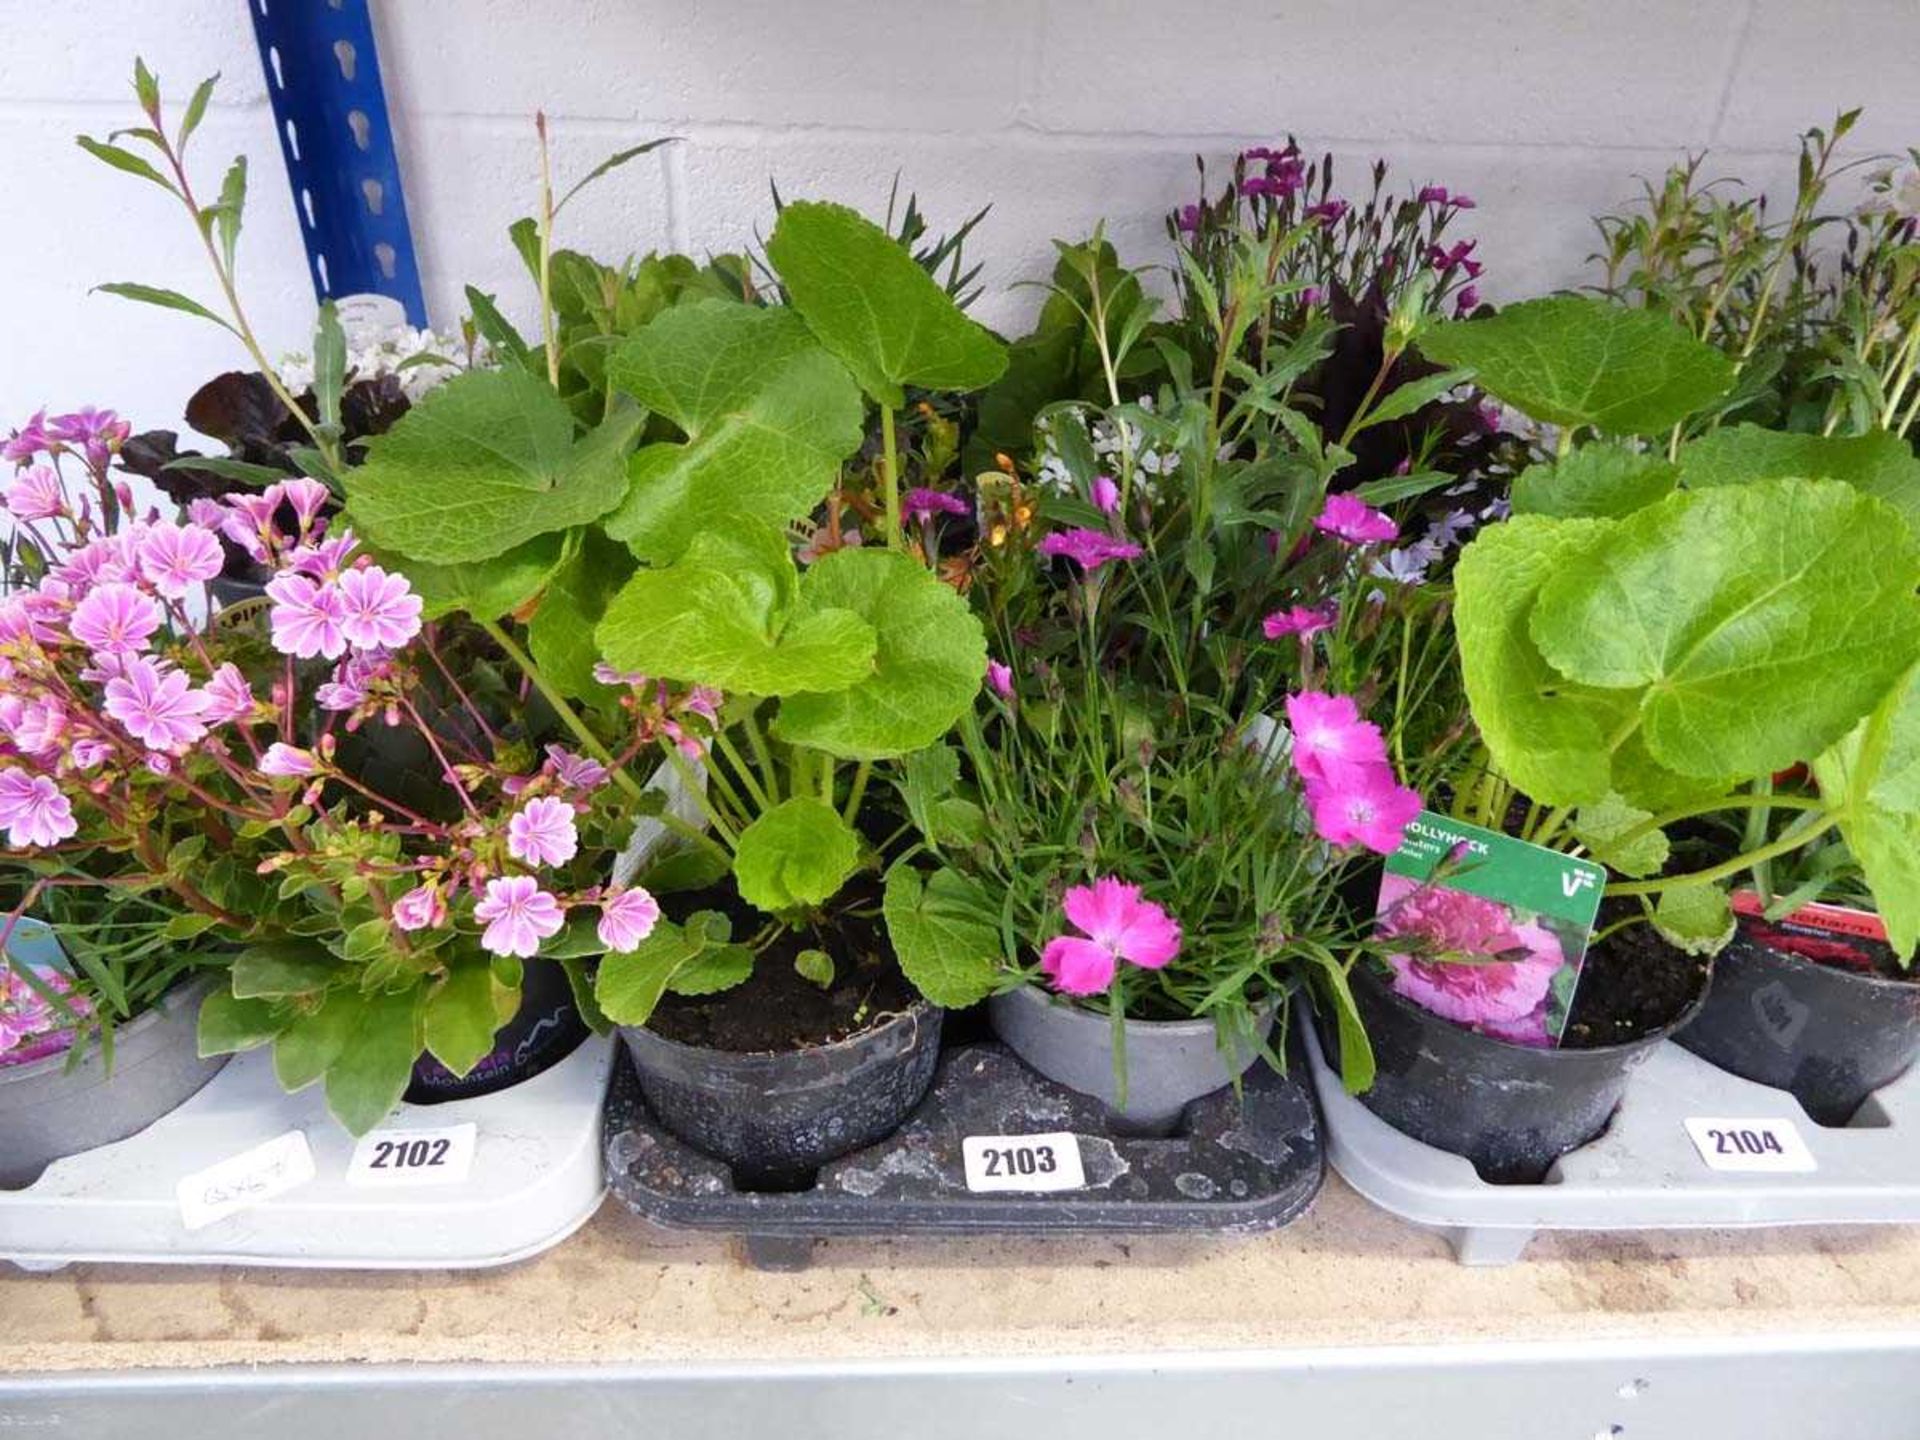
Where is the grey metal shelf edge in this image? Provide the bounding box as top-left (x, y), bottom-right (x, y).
top-left (604, 1032), bottom-right (1325, 1270)
top-left (1304, 1021), bottom-right (1920, 1265)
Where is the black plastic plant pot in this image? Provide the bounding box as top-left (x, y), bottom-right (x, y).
top-left (1676, 924), bottom-right (1920, 1125)
top-left (405, 956), bottom-right (589, 1104)
top-left (617, 1003), bottom-right (944, 1189)
top-left (1325, 959), bottom-right (1702, 1184)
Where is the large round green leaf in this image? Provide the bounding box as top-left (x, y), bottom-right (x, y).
top-left (733, 797), bottom-right (863, 913)
top-left (1675, 424), bottom-right (1920, 533)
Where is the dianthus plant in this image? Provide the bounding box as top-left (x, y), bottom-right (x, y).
top-left (0, 419), bottom-right (716, 1130)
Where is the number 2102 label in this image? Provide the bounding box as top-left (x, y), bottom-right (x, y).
top-left (961, 1132), bottom-right (1086, 1192)
top-left (346, 1122), bottom-right (478, 1188)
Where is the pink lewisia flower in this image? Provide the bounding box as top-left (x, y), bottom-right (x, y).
top-left (1377, 877), bottom-right (1562, 1044)
top-left (507, 795), bottom-right (579, 868)
top-left (266, 572), bottom-right (349, 660)
top-left (1304, 766), bottom-right (1423, 854)
top-left (8, 699), bottom-right (67, 758)
top-left (258, 743), bottom-right (318, 778)
top-left (1284, 692), bottom-right (1388, 782)
top-left (69, 582), bottom-right (162, 656)
top-left (269, 478), bottom-right (332, 530)
top-left (71, 738), bottom-right (112, 771)
top-left (1314, 493), bottom-right (1397, 545)
top-left (102, 657), bottom-right (210, 752)
top-left (1038, 528), bottom-right (1143, 572)
top-left (1262, 604), bottom-right (1337, 640)
top-left (903, 487), bottom-right (969, 523)
top-left (136, 521), bottom-right (225, 598)
top-left (987, 659), bottom-right (1014, 699)
top-left (199, 663), bottom-right (255, 724)
top-left (4, 466), bottom-right (64, 522)
top-left (1, 411), bottom-right (49, 465)
top-left (473, 875), bottom-right (565, 959)
top-left (0, 770), bottom-right (77, 848)
top-left (597, 888), bottom-right (662, 952)
top-left (336, 564), bottom-right (422, 651)
top-left (1039, 876), bottom-right (1183, 997)
top-left (287, 534), bottom-right (358, 579)
top-left (543, 744), bottom-right (608, 792)
top-left (46, 408), bottom-right (129, 468)
top-left (391, 883), bottom-right (447, 932)
top-left (1090, 474), bottom-right (1120, 515)
top-left (592, 662), bottom-right (648, 687)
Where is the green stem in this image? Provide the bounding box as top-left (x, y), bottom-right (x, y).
top-left (1605, 816), bottom-right (1841, 899)
top-left (741, 709), bottom-right (781, 804)
top-left (842, 760), bottom-right (873, 825)
top-left (478, 618), bottom-right (643, 805)
top-left (880, 405), bottom-right (904, 553)
top-left (535, 114), bottom-right (561, 391)
top-left (712, 730), bottom-right (770, 812)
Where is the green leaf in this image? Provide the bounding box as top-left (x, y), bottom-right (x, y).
top-left (794, 949), bottom-right (836, 988)
top-left (665, 944), bottom-right (754, 995)
top-left (1453, 515), bottom-right (1632, 806)
top-left (595, 523), bottom-right (876, 695)
top-left (1418, 296), bottom-right (1734, 435)
top-left (881, 862), bottom-right (999, 1009)
top-left (1813, 668), bottom-right (1920, 959)
top-left (897, 742), bottom-right (959, 841)
top-left (231, 942), bottom-right (341, 999)
top-left (356, 530), bottom-right (566, 621)
top-left (324, 988), bottom-right (424, 1136)
top-left (1675, 425), bottom-right (1920, 533)
top-left (197, 988), bottom-right (286, 1057)
top-left (602, 301), bottom-right (865, 563)
top-left (1350, 368), bottom-right (1476, 434)
top-left (215, 156), bottom-right (246, 275)
top-left (555, 137), bottom-right (677, 214)
top-left (1651, 885), bottom-right (1736, 956)
top-left (343, 369), bottom-right (642, 563)
top-left (271, 988), bottom-right (359, 1092)
top-left (766, 200), bottom-right (1008, 408)
top-left (177, 73), bottom-right (218, 151)
top-left (423, 956), bottom-right (502, 1078)
top-left (161, 911), bottom-right (220, 941)
top-left (312, 301), bottom-right (346, 432)
top-left (464, 285), bottom-right (532, 367)
top-left (1511, 444), bottom-right (1679, 520)
top-left (594, 921), bottom-right (705, 1026)
top-left (1572, 793), bottom-right (1671, 878)
top-left (773, 548), bottom-right (988, 760)
top-left (640, 844), bottom-right (732, 895)
top-left (529, 529), bottom-right (634, 698)
top-left (166, 454), bottom-right (285, 487)
top-left (93, 282), bottom-right (235, 335)
top-left (76, 135), bottom-right (175, 193)
top-left (1530, 479), bottom-right (1920, 781)
top-left (733, 796), bottom-right (864, 913)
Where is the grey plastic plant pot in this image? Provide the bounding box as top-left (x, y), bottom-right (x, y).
top-left (618, 1002), bottom-right (943, 1189)
top-left (0, 971), bottom-right (229, 1190)
top-left (405, 956), bottom-right (588, 1104)
top-left (1324, 959), bottom-right (1705, 1185)
top-left (1676, 926), bottom-right (1920, 1125)
top-left (989, 982), bottom-right (1275, 1136)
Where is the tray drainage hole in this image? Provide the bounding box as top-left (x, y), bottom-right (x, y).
top-left (1592, 1428), bottom-right (1625, 1439)
top-left (1617, 1379), bottom-right (1649, 1401)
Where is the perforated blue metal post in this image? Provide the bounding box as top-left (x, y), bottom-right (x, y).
top-left (247, 0), bottom-right (427, 326)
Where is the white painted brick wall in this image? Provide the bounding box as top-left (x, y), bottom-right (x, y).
top-left (2, 0), bottom-right (1915, 440)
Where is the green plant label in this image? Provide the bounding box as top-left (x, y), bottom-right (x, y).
top-left (1377, 811), bottom-right (1607, 1048)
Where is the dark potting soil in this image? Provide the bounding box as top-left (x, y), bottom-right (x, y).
top-left (646, 872), bottom-right (920, 1054)
top-left (1560, 905), bottom-right (1707, 1050)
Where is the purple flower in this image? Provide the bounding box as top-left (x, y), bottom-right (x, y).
top-left (597, 888), bottom-right (662, 952)
top-left (69, 582), bottom-right (162, 656)
top-left (1451, 193), bottom-right (1477, 209)
top-left (987, 659), bottom-right (1014, 699)
top-left (102, 657), bottom-right (210, 752)
top-left (1240, 174), bottom-right (1283, 199)
top-left (269, 478), bottom-right (332, 530)
top-left (1040, 877), bottom-right (1183, 997)
top-left (1175, 204), bottom-right (1203, 234)
top-left (1454, 286), bottom-right (1481, 317)
top-left (1037, 528), bottom-right (1144, 573)
top-left (71, 738), bottom-right (111, 771)
top-left (258, 742), bottom-right (318, 778)
top-left (392, 883), bottom-right (446, 932)
top-left (543, 744), bottom-right (608, 792)
top-left (199, 663), bottom-right (255, 724)
top-left (1300, 285), bottom-right (1323, 308)
top-left (1090, 474), bottom-right (1120, 515)
top-left (1262, 604), bottom-right (1337, 640)
top-left (1304, 199), bottom-right (1349, 225)
top-left (336, 564), bottom-right (422, 651)
top-left (266, 572), bottom-right (349, 660)
top-left (6, 699), bottom-right (67, 757)
top-left (0, 769), bottom-right (77, 848)
top-left (1314, 493), bottom-right (1398, 545)
top-left (287, 534), bottom-right (358, 579)
top-left (314, 652), bottom-right (392, 712)
top-left (46, 408), bottom-right (128, 469)
top-left (1418, 185), bottom-right (1450, 205)
top-left (53, 537), bottom-right (137, 593)
top-left (592, 662), bottom-right (648, 687)
top-left (507, 795), bottom-right (579, 868)
top-left (4, 467), bottom-right (64, 522)
top-left (903, 487), bottom-right (969, 523)
top-left (1, 411), bottom-right (49, 465)
top-left (136, 522), bottom-right (225, 598)
top-left (473, 875), bottom-right (565, 959)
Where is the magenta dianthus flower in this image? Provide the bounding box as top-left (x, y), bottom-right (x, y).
top-left (1039, 876), bottom-right (1182, 996)
top-left (1313, 492), bottom-right (1397, 545)
top-left (1038, 528), bottom-right (1143, 572)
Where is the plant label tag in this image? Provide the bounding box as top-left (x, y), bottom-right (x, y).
top-left (962, 1132), bottom-right (1086, 1193)
top-left (1377, 811), bottom-right (1607, 1048)
top-left (346, 1122), bottom-right (478, 1188)
top-left (176, 1130), bottom-right (316, 1231)
top-left (1684, 1117), bottom-right (1817, 1174)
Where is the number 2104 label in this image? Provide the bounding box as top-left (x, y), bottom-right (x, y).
top-left (1683, 1116), bottom-right (1816, 1174)
top-left (961, 1132), bottom-right (1087, 1192)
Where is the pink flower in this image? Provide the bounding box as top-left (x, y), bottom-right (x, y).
top-left (266, 572), bottom-right (349, 659)
top-left (6, 699), bottom-right (67, 758)
top-left (218, 493), bottom-right (278, 562)
top-left (314, 652), bottom-right (392, 712)
top-left (4, 466), bottom-right (65, 522)
top-left (986, 659), bottom-right (1014, 699)
top-left (1262, 604), bottom-right (1337, 640)
top-left (69, 581), bottom-right (162, 656)
top-left (1284, 692), bottom-right (1388, 783)
top-left (507, 795), bottom-right (579, 868)
top-left (269, 478), bottom-right (332, 531)
top-left (1038, 528), bottom-right (1144, 572)
top-left (1314, 493), bottom-right (1397, 545)
top-left (335, 564), bottom-right (422, 651)
top-left (903, 487), bottom-right (969, 523)
top-left (259, 743), bottom-right (318, 777)
top-left (46, 408), bottom-right (129, 468)
top-left (1304, 764), bottom-right (1422, 854)
top-left (1454, 286), bottom-right (1481, 317)
top-left (543, 744), bottom-right (608, 792)
top-left (71, 737), bottom-right (111, 771)
top-left (1418, 185), bottom-right (1451, 205)
top-left (0, 770), bottom-right (77, 848)
top-left (102, 657), bottom-right (210, 752)
top-left (53, 536), bottom-right (137, 593)
top-left (1304, 199), bottom-right (1349, 225)
top-left (1090, 474), bottom-right (1120, 515)
top-left (592, 662), bottom-right (649, 688)
top-left (597, 888), bottom-right (662, 952)
top-left (473, 875), bottom-right (565, 959)
top-left (1, 411), bottom-right (49, 465)
top-left (287, 534), bottom-right (358, 579)
top-left (1376, 877), bottom-right (1563, 1043)
top-left (199, 663), bottom-right (255, 724)
top-left (1039, 876), bottom-right (1183, 997)
top-left (392, 883), bottom-right (447, 932)
top-left (136, 522), bottom-right (225, 598)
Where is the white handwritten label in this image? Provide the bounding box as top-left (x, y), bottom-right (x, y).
top-left (176, 1130), bottom-right (316, 1230)
top-left (1684, 1116), bottom-right (1817, 1174)
top-left (346, 1122), bottom-right (477, 1188)
top-left (962, 1132), bottom-right (1086, 1193)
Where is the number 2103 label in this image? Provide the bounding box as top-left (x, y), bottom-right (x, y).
top-left (961, 1132), bottom-right (1087, 1192)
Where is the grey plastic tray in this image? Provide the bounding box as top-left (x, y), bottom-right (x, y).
top-left (1304, 1021), bottom-right (1920, 1264)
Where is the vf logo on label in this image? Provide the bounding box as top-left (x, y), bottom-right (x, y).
top-left (1561, 868), bottom-right (1598, 899)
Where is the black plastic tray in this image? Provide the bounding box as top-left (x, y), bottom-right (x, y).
top-left (603, 1034), bottom-right (1325, 1269)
